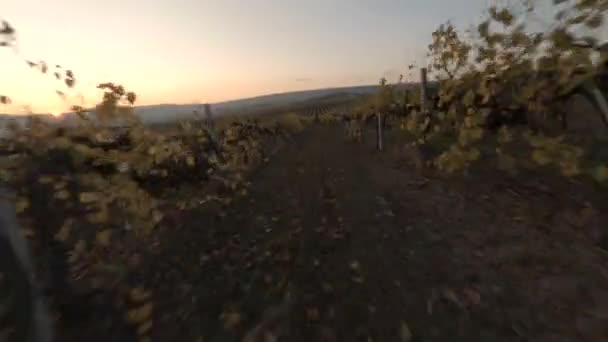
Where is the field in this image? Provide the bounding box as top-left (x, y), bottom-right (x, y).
top-left (36, 116), bottom-right (607, 342)
top-left (4, 3), bottom-right (608, 340)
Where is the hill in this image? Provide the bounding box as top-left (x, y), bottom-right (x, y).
top-left (1, 82), bottom-right (433, 127)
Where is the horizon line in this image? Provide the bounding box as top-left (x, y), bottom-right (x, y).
top-left (1, 80), bottom-right (430, 116)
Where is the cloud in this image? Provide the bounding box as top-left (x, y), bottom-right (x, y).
top-left (295, 77), bottom-right (313, 82)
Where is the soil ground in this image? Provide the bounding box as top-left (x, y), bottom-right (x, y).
top-left (57, 122), bottom-right (608, 342)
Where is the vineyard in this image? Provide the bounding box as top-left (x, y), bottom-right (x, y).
top-left (2, 0), bottom-right (608, 341)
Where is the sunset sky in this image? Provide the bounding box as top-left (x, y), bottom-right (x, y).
top-left (2, 0), bottom-right (496, 114)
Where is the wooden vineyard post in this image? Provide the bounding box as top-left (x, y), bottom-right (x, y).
top-left (419, 68), bottom-right (431, 141)
top-left (376, 112), bottom-right (383, 151)
top-left (420, 68), bottom-right (428, 114)
top-left (204, 103), bottom-right (214, 129)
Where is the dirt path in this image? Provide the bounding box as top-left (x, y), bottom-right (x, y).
top-left (68, 123), bottom-right (608, 342)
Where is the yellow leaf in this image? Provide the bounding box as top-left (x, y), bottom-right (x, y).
top-left (54, 190), bottom-right (70, 200)
top-left (560, 160), bottom-right (581, 177)
top-left (39, 176), bottom-right (54, 184)
top-left (79, 192), bottom-right (101, 203)
top-left (95, 230), bottom-right (112, 247)
top-left (470, 125), bottom-right (484, 139)
top-left (137, 320), bottom-right (153, 336)
top-left (152, 211), bottom-right (163, 224)
top-left (467, 148), bottom-right (480, 161)
top-left (497, 126), bottom-right (512, 143)
top-left (464, 116), bottom-right (474, 128)
top-left (126, 303), bottom-right (154, 324)
top-left (16, 198), bottom-right (29, 213)
top-left (54, 222), bottom-right (72, 242)
top-left (220, 310), bottom-right (241, 330)
top-left (87, 208), bottom-right (109, 224)
top-left (130, 288), bottom-right (152, 302)
top-left (531, 150), bottom-right (551, 165)
top-left (406, 119), bottom-right (417, 132)
top-left (52, 180), bottom-right (67, 190)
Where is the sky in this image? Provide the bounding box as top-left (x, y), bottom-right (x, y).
top-left (1, 0), bottom-right (496, 114)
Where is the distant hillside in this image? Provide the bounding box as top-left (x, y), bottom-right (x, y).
top-left (2, 82), bottom-right (434, 126)
top-left (132, 85), bottom-right (383, 124)
top-left (214, 84), bottom-right (380, 109)
top-left (49, 84), bottom-right (382, 125)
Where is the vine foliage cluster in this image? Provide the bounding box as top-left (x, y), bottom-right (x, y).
top-left (391, 0), bottom-right (608, 182)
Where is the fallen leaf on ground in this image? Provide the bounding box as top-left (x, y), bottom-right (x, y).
top-left (95, 229), bottom-right (112, 247)
top-left (376, 196), bottom-right (389, 206)
top-left (442, 288), bottom-right (463, 308)
top-left (137, 320), bottom-right (153, 335)
top-left (463, 288), bottom-right (481, 306)
top-left (130, 288), bottom-right (152, 302)
top-left (352, 276), bottom-right (365, 283)
top-left (220, 310), bottom-right (242, 330)
top-left (306, 307), bottom-right (320, 321)
top-left (473, 250), bottom-right (484, 257)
